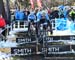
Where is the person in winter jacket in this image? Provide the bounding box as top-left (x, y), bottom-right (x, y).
top-left (14, 9), bottom-right (25, 20)
top-left (36, 10), bottom-right (50, 24)
top-left (69, 8), bottom-right (75, 21)
top-left (28, 12), bottom-right (36, 23)
top-left (28, 12), bottom-right (36, 32)
top-left (0, 15), bottom-right (6, 28)
top-left (63, 7), bottom-right (68, 19)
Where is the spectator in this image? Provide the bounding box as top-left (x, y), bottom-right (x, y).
top-left (19, 11), bottom-right (25, 20)
top-left (58, 8), bottom-right (64, 18)
top-left (0, 14), bottom-right (6, 28)
top-left (69, 8), bottom-right (75, 21)
top-left (14, 8), bottom-right (20, 20)
top-left (0, 14), bottom-right (6, 37)
top-left (25, 8), bottom-right (30, 16)
top-left (37, 10), bottom-right (50, 24)
top-left (14, 8), bottom-right (25, 20)
top-left (63, 7), bottom-right (68, 19)
top-left (28, 12), bottom-right (36, 34)
top-left (28, 12), bottom-right (36, 23)
top-left (36, 9), bottom-right (42, 22)
top-left (50, 9), bottom-right (59, 19)
top-left (47, 7), bottom-right (51, 14)
top-left (34, 8), bottom-right (39, 19)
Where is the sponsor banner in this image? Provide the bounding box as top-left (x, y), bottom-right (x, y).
top-left (16, 35), bottom-right (75, 44)
top-left (16, 37), bottom-right (36, 44)
top-left (38, 45), bottom-right (71, 54)
top-left (11, 45), bottom-right (75, 56)
top-left (45, 35), bottom-right (75, 41)
top-left (38, 35), bottom-right (75, 44)
top-left (11, 47), bottom-right (36, 55)
top-left (46, 45), bottom-right (75, 57)
top-left (47, 45), bottom-right (70, 53)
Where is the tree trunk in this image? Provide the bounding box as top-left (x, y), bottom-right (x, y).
top-left (0, 0), bottom-right (7, 23)
top-left (5, 0), bottom-right (11, 24)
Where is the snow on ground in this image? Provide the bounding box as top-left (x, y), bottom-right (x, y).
top-left (53, 19), bottom-right (75, 36)
top-left (0, 51), bottom-right (12, 60)
top-left (0, 40), bottom-right (17, 60)
top-left (0, 41), bottom-right (17, 48)
top-left (53, 29), bottom-right (75, 36)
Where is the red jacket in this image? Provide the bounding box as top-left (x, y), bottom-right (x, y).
top-left (0, 17), bottom-right (6, 28)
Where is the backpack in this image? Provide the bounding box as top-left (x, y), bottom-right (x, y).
top-left (0, 18), bottom-right (6, 28)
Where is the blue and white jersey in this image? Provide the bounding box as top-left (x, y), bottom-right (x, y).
top-left (36, 10), bottom-right (50, 22)
top-left (14, 10), bottom-right (25, 20)
top-left (28, 12), bottom-right (36, 21)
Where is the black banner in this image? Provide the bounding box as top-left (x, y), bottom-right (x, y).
top-left (38, 45), bottom-right (71, 55)
top-left (16, 37), bottom-right (36, 44)
top-left (46, 45), bottom-right (75, 57)
top-left (11, 47), bottom-right (36, 55)
top-left (47, 45), bottom-right (70, 53)
top-left (45, 35), bottom-right (75, 41)
top-left (11, 45), bottom-right (75, 56)
top-left (71, 45), bottom-right (75, 51)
